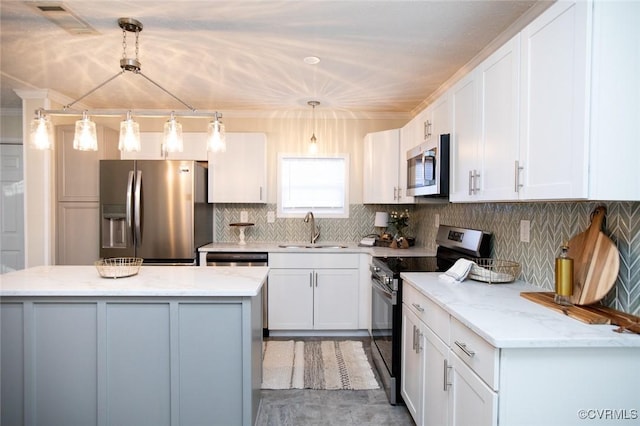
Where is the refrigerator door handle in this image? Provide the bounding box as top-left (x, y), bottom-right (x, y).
top-left (126, 170), bottom-right (135, 245)
top-left (134, 170), bottom-right (143, 247)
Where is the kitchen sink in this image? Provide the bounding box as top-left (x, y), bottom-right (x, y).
top-left (277, 244), bottom-right (348, 249)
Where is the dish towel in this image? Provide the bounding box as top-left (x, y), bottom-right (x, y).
top-left (439, 258), bottom-right (476, 284)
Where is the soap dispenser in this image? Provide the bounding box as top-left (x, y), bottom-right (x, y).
top-left (554, 242), bottom-right (573, 306)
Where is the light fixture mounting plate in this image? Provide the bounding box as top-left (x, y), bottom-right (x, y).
top-left (308, 101), bottom-right (320, 107)
top-left (118, 17), bottom-right (143, 33)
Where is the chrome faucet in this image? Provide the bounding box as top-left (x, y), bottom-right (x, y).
top-left (304, 211), bottom-right (320, 244)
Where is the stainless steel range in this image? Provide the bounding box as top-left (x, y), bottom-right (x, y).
top-left (370, 225), bottom-right (492, 405)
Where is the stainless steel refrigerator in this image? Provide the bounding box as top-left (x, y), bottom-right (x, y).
top-left (99, 160), bottom-right (212, 264)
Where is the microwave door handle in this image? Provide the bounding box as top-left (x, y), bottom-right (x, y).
top-left (422, 152), bottom-right (428, 184)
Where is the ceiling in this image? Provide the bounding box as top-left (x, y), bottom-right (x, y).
top-left (1, 1), bottom-right (549, 117)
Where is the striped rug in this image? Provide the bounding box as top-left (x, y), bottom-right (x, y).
top-left (261, 340), bottom-right (379, 390)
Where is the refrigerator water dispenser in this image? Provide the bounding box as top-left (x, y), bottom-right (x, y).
top-left (101, 204), bottom-right (127, 248)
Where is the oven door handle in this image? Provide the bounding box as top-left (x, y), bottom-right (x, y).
top-left (371, 278), bottom-right (397, 305)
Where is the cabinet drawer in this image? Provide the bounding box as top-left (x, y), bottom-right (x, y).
top-left (269, 253), bottom-right (358, 269)
top-left (403, 283), bottom-right (449, 343)
top-left (450, 317), bottom-right (499, 390)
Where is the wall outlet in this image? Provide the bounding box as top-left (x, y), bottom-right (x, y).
top-left (240, 211), bottom-right (248, 222)
top-left (435, 213), bottom-right (440, 228)
top-left (267, 211), bottom-right (275, 223)
top-left (520, 220), bottom-right (530, 243)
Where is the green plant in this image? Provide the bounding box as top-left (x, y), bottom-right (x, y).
top-left (389, 209), bottom-right (410, 238)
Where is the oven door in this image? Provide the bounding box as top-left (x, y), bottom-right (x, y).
top-left (371, 275), bottom-right (400, 404)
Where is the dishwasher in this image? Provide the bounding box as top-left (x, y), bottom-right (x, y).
top-left (206, 252), bottom-right (269, 336)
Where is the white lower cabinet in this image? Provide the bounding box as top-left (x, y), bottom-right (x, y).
top-left (402, 283), bottom-right (497, 426)
top-left (448, 350), bottom-right (497, 426)
top-left (268, 253), bottom-right (359, 330)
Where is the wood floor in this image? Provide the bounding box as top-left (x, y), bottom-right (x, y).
top-left (256, 336), bottom-right (415, 426)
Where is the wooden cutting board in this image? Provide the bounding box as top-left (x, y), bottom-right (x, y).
top-left (567, 206), bottom-right (620, 305)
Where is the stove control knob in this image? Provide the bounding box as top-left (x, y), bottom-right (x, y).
top-left (383, 276), bottom-right (393, 286)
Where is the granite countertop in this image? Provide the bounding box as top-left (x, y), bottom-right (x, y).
top-left (0, 265), bottom-right (267, 297)
top-left (401, 272), bottom-right (640, 349)
top-left (198, 242), bottom-right (436, 257)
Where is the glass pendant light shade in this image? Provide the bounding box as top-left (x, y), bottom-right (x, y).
top-left (118, 111), bottom-right (141, 152)
top-left (163, 113), bottom-right (183, 153)
top-left (207, 114), bottom-right (226, 152)
top-left (29, 110), bottom-right (54, 150)
top-left (73, 111), bottom-right (98, 151)
top-left (309, 133), bottom-right (318, 154)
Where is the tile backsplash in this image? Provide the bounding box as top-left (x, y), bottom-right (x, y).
top-left (212, 201), bottom-right (639, 315)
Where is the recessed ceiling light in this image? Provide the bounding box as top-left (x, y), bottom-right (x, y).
top-left (303, 56), bottom-right (320, 65)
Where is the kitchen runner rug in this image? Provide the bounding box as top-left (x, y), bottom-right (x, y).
top-left (261, 340), bottom-right (379, 390)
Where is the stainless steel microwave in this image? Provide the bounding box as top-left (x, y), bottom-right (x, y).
top-left (406, 134), bottom-right (450, 197)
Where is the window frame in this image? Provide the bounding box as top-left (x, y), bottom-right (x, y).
top-left (276, 153), bottom-right (350, 219)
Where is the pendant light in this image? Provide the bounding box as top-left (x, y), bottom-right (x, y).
top-left (29, 108), bottom-right (54, 150)
top-left (73, 111), bottom-right (98, 151)
top-left (118, 111), bottom-right (141, 152)
top-left (163, 111), bottom-right (183, 153)
top-left (207, 112), bottom-right (226, 152)
top-left (308, 100), bottom-right (319, 154)
top-left (29, 17), bottom-right (219, 153)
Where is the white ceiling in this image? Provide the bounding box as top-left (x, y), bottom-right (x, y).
top-left (1, 1), bottom-right (550, 116)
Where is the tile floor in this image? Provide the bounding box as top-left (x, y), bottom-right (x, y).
top-left (256, 337), bottom-right (415, 426)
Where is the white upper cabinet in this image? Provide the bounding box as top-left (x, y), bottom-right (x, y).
top-left (449, 70), bottom-right (481, 202)
top-left (479, 34), bottom-right (521, 202)
top-left (518, 1), bottom-right (590, 200)
top-left (450, 34), bottom-right (523, 202)
top-left (363, 128), bottom-right (413, 204)
top-left (449, 0), bottom-right (639, 202)
top-left (587, 1), bottom-right (640, 200)
top-left (121, 133), bottom-right (208, 161)
top-left (208, 132), bottom-right (267, 203)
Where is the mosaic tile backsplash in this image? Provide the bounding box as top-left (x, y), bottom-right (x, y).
top-left (213, 201), bottom-right (640, 315)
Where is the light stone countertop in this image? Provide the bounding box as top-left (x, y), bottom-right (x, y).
top-left (401, 272), bottom-right (640, 349)
top-left (0, 265), bottom-right (267, 297)
top-left (198, 241), bottom-right (436, 257)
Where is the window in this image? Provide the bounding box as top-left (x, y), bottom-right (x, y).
top-left (277, 154), bottom-right (349, 218)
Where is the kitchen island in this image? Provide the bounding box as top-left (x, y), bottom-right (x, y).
top-left (0, 265), bottom-right (267, 426)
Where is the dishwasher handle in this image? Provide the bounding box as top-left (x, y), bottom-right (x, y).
top-left (206, 252), bottom-right (268, 266)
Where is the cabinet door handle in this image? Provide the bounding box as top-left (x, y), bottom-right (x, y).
top-left (314, 272), bottom-right (318, 287)
top-left (260, 186), bottom-right (263, 201)
top-left (412, 325), bottom-right (417, 351)
top-left (443, 359), bottom-right (452, 391)
top-left (468, 170), bottom-right (473, 196)
top-left (412, 303), bottom-right (424, 313)
top-left (514, 161), bottom-right (524, 192)
top-left (393, 186), bottom-right (398, 201)
top-left (397, 188), bottom-right (402, 199)
top-left (454, 340), bottom-right (476, 358)
top-left (416, 330), bottom-right (423, 354)
top-left (473, 170), bottom-right (480, 194)
top-left (309, 272), bottom-right (313, 288)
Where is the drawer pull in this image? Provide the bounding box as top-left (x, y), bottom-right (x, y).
top-left (411, 303), bottom-right (424, 312)
top-left (443, 359), bottom-right (452, 391)
top-left (454, 341), bottom-right (475, 358)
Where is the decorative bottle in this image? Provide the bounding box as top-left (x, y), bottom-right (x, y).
top-left (554, 243), bottom-right (573, 306)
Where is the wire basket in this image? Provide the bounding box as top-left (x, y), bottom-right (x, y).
top-left (95, 257), bottom-right (143, 279)
top-left (468, 259), bottom-right (521, 284)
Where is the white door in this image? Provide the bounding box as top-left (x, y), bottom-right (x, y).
top-left (0, 144), bottom-right (25, 272)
